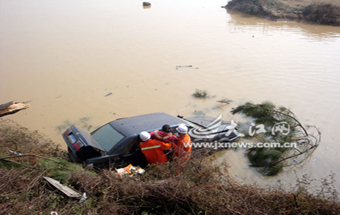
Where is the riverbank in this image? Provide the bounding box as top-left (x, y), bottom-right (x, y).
top-left (0, 119), bottom-right (339, 214)
top-left (225, 0), bottom-right (340, 26)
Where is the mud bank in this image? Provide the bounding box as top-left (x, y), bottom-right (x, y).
top-left (225, 0), bottom-right (340, 26)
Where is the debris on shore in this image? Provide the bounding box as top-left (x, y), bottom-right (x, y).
top-left (0, 101), bottom-right (30, 117)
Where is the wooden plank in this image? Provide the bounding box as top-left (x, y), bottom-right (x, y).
top-left (43, 176), bottom-right (82, 199)
top-left (0, 101), bottom-right (30, 117)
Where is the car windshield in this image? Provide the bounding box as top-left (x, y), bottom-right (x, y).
top-left (91, 124), bottom-right (124, 152)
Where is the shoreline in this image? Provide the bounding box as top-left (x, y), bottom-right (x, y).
top-left (224, 0), bottom-right (340, 26)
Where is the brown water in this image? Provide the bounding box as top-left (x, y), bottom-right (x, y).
top-left (1, 0), bottom-right (340, 192)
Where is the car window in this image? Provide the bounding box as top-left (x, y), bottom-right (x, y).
top-left (91, 124), bottom-right (124, 152)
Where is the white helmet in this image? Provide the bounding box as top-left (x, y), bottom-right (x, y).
top-left (140, 131), bottom-right (151, 141)
top-left (176, 124), bottom-right (188, 134)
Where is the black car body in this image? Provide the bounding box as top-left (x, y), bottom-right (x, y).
top-left (62, 112), bottom-right (240, 168)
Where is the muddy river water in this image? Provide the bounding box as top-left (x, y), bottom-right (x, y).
top-left (1, 0), bottom-right (340, 192)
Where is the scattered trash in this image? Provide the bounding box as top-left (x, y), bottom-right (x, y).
top-left (78, 193), bottom-right (87, 204)
top-left (115, 164), bottom-right (145, 177)
top-left (8, 150), bottom-right (22, 156)
top-left (105, 92), bottom-right (112, 97)
top-left (51, 212), bottom-right (58, 215)
top-left (176, 65), bottom-right (199, 70)
top-left (43, 176), bottom-right (85, 202)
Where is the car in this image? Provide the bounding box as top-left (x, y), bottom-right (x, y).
top-left (62, 112), bottom-right (241, 169)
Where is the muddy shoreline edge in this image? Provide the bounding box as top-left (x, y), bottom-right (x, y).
top-left (224, 0), bottom-right (340, 26)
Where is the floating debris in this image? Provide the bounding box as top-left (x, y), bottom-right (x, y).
top-left (217, 98), bottom-right (233, 104)
top-left (143, 2), bottom-right (151, 7)
top-left (105, 92), bottom-right (112, 97)
top-left (192, 89), bottom-right (210, 98)
top-left (176, 65), bottom-right (199, 70)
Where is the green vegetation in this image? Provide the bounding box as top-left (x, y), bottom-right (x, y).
top-left (0, 118), bottom-right (339, 214)
top-left (231, 101), bottom-right (319, 176)
top-left (192, 89), bottom-right (210, 99)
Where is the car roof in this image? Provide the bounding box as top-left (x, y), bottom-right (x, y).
top-left (108, 112), bottom-right (186, 136)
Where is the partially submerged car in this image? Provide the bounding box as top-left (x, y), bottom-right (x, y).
top-left (62, 112), bottom-right (241, 168)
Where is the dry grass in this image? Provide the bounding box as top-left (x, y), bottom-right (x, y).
top-left (0, 119), bottom-right (65, 158)
top-left (0, 119), bottom-right (339, 214)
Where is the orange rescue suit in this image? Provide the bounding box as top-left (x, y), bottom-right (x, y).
top-left (173, 134), bottom-right (192, 162)
top-left (140, 139), bottom-right (172, 164)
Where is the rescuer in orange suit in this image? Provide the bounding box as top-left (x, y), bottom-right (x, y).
top-left (173, 124), bottom-right (192, 162)
top-left (139, 131), bottom-right (172, 164)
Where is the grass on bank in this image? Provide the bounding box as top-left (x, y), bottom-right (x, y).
top-left (0, 118), bottom-right (339, 214)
